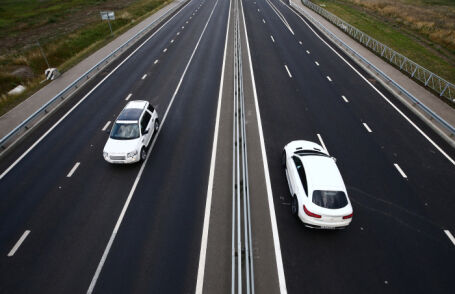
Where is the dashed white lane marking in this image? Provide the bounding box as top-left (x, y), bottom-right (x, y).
top-left (306, 50), bottom-right (310, 54)
top-left (141, 74), bottom-right (147, 80)
top-left (7, 230), bottom-right (30, 257)
top-left (182, 26), bottom-right (185, 29)
top-left (284, 65), bottom-right (292, 78)
top-left (315, 61), bottom-right (319, 66)
top-left (171, 39), bottom-right (174, 43)
top-left (363, 123), bottom-right (372, 133)
top-left (444, 230), bottom-right (455, 246)
top-left (67, 162), bottom-right (80, 178)
top-left (394, 163), bottom-right (408, 179)
top-left (258, 8), bottom-right (260, 12)
top-left (163, 48), bottom-right (168, 53)
top-left (342, 95), bottom-right (349, 102)
top-left (262, 19), bottom-right (266, 23)
top-left (177, 31), bottom-right (180, 35)
top-left (317, 134), bottom-right (328, 152)
top-left (186, 21), bottom-right (189, 24)
top-left (154, 59), bottom-right (159, 64)
top-left (271, 35), bottom-right (275, 43)
top-left (125, 93), bottom-right (132, 101)
top-left (327, 76), bottom-right (332, 82)
top-left (102, 121), bottom-right (111, 131)
top-left (299, 41), bottom-right (302, 45)
top-left (190, 16), bottom-right (192, 19)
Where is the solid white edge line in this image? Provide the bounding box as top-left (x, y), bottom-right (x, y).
top-left (0, 0), bottom-right (192, 181)
top-left (66, 162), bottom-right (80, 178)
top-left (444, 230), bottom-right (455, 246)
top-left (393, 163), bottom-right (408, 179)
top-left (7, 230), bottom-right (30, 257)
top-left (195, 0), bottom-right (231, 292)
top-left (125, 93), bottom-right (132, 101)
top-left (285, 2), bottom-right (455, 166)
top-left (316, 133), bottom-right (328, 153)
top-left (101, 121), bottom-right (111, 131)
top-left (87, 0), bottom-right (220, 292)
top-left (363, 122), bottom-right (372, 133)
top-left (284, 65), bottom-right (292, 78)
top-left (271, 35), bottom-right (275, 43)
top-left (240, 0), bottom-right (287, 292)
top-left (141, 74), bottom-right (147, 80)
top-left (326, 76), bottom-right (332, 82)
top-left (342, 95), bottom-right (349, 102)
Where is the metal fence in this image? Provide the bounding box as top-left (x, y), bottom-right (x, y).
top-left (301, 0), bottom-right (455, 102)
top-left (290, 0), bottom-right (455, 137)
top-left (0, 0), bottom-right (186, 152)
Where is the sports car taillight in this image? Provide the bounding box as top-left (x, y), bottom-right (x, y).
top-left (343, 213), bottom-right (353, 219)
top-left (303, 205), bottom-right (321, 218)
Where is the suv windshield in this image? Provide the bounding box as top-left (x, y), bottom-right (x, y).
top-left (110, 123), bottom-right (139, 140)
top-left (312, 190), bottom-right (348, 209)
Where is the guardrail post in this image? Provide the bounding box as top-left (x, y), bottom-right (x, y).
top-left (425, 73), bottom-right (433, 86)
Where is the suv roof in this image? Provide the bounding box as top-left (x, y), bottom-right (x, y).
top-left (117, 100), bottom-right (148, 121)
top-left (299, 155), bottom-right (345, 192)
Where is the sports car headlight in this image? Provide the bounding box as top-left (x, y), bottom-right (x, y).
top-left (127, 150), bottom-right (138, 158)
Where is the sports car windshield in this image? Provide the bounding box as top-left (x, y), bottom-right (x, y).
top-left (312, 190), bottom-right (348, 209)
top-left (110, 123), bottom-right (139, 140)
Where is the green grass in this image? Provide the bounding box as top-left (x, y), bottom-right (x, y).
top-left (311, 0), bottom-right (455, 84)
top-left (0, 0), bottom-right (168, 116)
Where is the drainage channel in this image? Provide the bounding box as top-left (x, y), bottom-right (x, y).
top-left (232, 0), bottom-right (255, 293)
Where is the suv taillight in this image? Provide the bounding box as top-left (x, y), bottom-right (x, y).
top-left (303, 205), bottom-right (321, 218)
top-left (343, 213), bottom-right (353, 219)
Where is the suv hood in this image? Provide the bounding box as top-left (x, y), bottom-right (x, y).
top-left (103, 137), bottom-right (141, 154)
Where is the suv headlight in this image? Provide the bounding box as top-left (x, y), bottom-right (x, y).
top-left (127, 150), bottom-right (138, 158)
top-left (103, 152), bottom-right (108, 159)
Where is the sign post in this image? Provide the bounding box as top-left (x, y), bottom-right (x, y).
top-left (100, 11), bottom-right (115, 36)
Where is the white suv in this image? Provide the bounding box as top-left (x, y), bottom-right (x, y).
top-left (103, 100), bottom-right (159, 164)
top-left (282, 140), bottom-right (353, 229)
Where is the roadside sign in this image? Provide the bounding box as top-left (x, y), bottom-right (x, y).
top-left (100, 11), bottom-right (115, 20)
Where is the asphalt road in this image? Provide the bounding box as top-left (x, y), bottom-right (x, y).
top-left (0, 0), bottom-right (454, 293)
top-left (242, 0), bottom-right (455, 293)
top-left (0, 0), bottom-right (229, 292)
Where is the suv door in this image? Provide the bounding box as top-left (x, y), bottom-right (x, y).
top-left (140, 110), bottom-right (152, 146)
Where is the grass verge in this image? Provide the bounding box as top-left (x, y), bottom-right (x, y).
top-left (0, 0), bottom-right (169, 117)
top-left (310, 0), bottom-right (455, 85)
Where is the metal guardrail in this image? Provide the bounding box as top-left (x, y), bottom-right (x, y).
top-left (300, 0), bottom-right (455, 103)
top-left (291, 0), bottom-right (455, 138)
top-left (0, 0), bottom-right (186, 151)
top-left (232, 0), bottom-right (255, 292)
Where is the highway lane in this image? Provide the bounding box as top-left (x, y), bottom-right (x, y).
top-left (0, 0), bottom-right (228, 293)
top-left (91, 0), bottom-right (229, 292)
top-left (242, 0), bottom-right (455, 293)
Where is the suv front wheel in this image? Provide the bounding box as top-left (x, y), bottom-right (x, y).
top-left (140, 147), bottom-right (147, 162)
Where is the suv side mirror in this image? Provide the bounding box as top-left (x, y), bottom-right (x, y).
top-left (332, 157), bottom-right (337, 163)
top-left (143, 129), bottom-right (149, 135)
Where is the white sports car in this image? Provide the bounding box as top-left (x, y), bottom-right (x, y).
top-left (282, 140), bottom-right (353, 229)
top-left (103, 100), bottom-right (159, 164)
